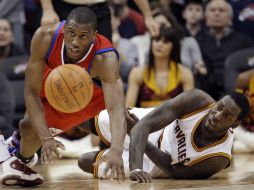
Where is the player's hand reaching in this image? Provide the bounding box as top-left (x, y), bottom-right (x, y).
top-left (41, 137), bottom-right (65, 165)
top-left (129, 169), bottom-right (152, 183)
top-left (93, 147), bottom-right (125, 182)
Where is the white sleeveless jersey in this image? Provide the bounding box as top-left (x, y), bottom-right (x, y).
top-left (95, 107), bottom-right (159, 150)
top-left (94, 105), bottom-right (234, 179)
top-left (160, 104), bottom-right (234, 166)
top-left (95, 107), bottom-right (165, 178)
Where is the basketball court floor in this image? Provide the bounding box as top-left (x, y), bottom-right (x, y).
top-left (1, 154), bottom-right (254, 190)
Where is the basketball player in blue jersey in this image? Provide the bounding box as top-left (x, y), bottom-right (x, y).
top-left (78, 89), bottom-right (250, 182)
top-left (0, 7), bottom-right (127, 186)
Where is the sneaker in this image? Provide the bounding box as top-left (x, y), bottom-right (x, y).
top-left (26, 153), bottom-right (38, 168)
top-left (1, 156), bottom-right (44, 187)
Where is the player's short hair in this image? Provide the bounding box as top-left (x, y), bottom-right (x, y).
top-left (66, 7), bottom-right (97, 31)
top-left (229, 92), bottom-right (250, 120)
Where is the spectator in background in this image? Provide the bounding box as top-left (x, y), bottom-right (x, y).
top-left (0, 19), bottom-right (25, 59)
top-left (0, 72), bottom-right (15, 138)
top-left (110, 6), bottom-right (139, 92)
top-left (229, 0), bottom-right (254, 42)
top-left (40, 0), bottom-right (159, 41)
top-left (40, 0), bottom-right (113, 41)
top-left (233, 69), bottom-right (254, 153)
top-left (126, 26), bottom-right (194, 108)
top-left (196, 0), bottom-right (253, 100)
top-left (109, 0), bottom-right (146, 39)
top-left (182, 0), bottom-right (204, 37)
top-left (131, 8), bottom-right (206, 82)
top-left (0, 0), bottom-right (26, 50)
top-left (156, 0), bottom-right (186, 24)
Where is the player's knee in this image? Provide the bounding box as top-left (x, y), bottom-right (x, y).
top-left (78, 155), bottom-right (88, 172)
top-left (78, 153), bottom-right (94, 173)
top-left (19, 118), bottom-right (37, 138)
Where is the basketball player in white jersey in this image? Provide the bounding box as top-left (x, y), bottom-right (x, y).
top-left (78, 89), bottom-right (250, 182)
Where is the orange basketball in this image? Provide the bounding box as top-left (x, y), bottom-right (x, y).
top-left (45, 64), bottom-right (93, 113)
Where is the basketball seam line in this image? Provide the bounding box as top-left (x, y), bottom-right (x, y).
top-left (64, 66), bottom-right (93, 103)
top-left (56, 67), bottom-right (82, 110)
top-left (49, 71), bottom-right (68, 112)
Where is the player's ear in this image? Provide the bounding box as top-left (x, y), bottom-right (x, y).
top-left (232, 121), bottom-right (241, 129)
top-left (93, 30), bottom-right (97, 39)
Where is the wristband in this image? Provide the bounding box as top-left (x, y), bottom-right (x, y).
top-left (129, 168), bottom-right (143, 176)
top-left (42, 136), bottom-right (54, 144)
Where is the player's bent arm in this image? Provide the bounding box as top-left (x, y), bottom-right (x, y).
top-left (129, 89), bottom-right (215, 170)
top-left (179, 64), bottom-right (194, 91)
top-left (25, 27), bottom-right (53, 140)
top-left (141, 142), bottom-right (230, 179)
top-left (172, 156), bottom-right (230, 179)
top-left (126, 67), bottom-right (143, 107)
top-left (93, 51), bottom-right (127, 150)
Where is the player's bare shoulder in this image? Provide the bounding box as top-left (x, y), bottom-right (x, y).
top-left (160, 89), bottom-right (215, 118)
top-left (182, 89), bottom-right (215, 108)
top-left (30, 23), bottom-right (60, 58)
top-left (91, 51), bottom-right (119, 79)
top-left (96, 51), bottom-right (118, 64)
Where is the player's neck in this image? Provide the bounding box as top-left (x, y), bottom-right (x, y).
top-left (197, 119), bottom-right (227, 145)
top-left (63, 48), bottom-right (79, 64)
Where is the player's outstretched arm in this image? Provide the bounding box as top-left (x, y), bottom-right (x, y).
top-left (92, 51), bottom-right (127, 181)
top-left (25, 27), bottom-right (52, 141)
top-left (129, 89), bottom-right (214, 173)
top-left (25, 26), bottom-right (65, 164)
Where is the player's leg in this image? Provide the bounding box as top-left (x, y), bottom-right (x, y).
top-left (18, 113), bottom-right (41, 160)
top-left (0, 113), bottom-right (44, 186)
top-left (5, 112), bottom-right (41, 160)
top-left (5, 113), bottom-right (40, 166)
top-left (78, 151), bottom-right (99, 174)
top-left (79, 149), bottom-right (130, 179)
top-left (94, 108), bottom-right (155, 150)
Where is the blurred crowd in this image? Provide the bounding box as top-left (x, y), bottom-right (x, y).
top-left (0, 0), bottom-right (254, 155)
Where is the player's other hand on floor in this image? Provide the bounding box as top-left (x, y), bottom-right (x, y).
top-left (41, 137), bottom-right (65, 165)
top-left (129, 169), bottom-right (152, 183)
top-left (94, 147), bottom-right (125, 182)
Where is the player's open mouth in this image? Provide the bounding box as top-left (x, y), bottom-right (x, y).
top-left (70, 48), bottom-right (80, 53)
top-left (209, 119), bottom-right (216, 128)
top-left (68, 48), bottom-right (80, 58)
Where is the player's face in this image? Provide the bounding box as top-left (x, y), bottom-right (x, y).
top-left (64, 20), bottom-right (96, 62)
top-left (205, 96), bottom-right (241, 133)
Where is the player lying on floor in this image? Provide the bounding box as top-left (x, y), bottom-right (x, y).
top-left (78, 89), bottom-right (250, 182)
